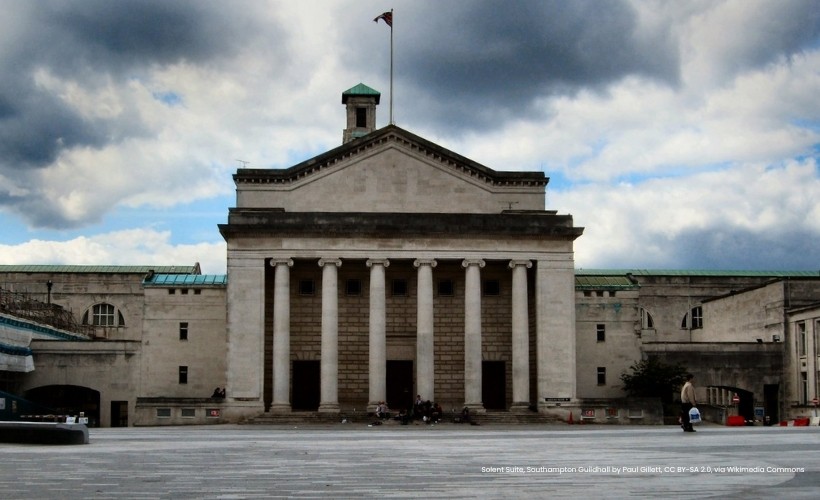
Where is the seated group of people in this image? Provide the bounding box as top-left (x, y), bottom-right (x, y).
top-left (413, 396), bottom-right (443, 424)
top-left (374, 397), bottom-right (474, 425)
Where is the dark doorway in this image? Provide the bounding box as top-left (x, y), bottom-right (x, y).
top-left (764, 384), bottom-right (779, 425)
top-left (292, 360), bottom-right (320, 410)
top-left (111, 401), bottom-right (128, 427)
top-left (386, 360), bottom-right (414, 411)
top-left (25, 385), bottom-right (100, 427)
top-left (482, 361), bottom-right (506, 410)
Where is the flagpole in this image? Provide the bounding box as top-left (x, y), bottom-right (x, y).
top-left (389, 8), bottom-right (394, 125)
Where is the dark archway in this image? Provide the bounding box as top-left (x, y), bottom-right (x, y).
top-left (709, 385), bottom-right (755, 424)
top-left (25, 385), bottom-right (101, 427)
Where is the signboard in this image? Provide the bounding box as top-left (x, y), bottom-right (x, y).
top-left (732, 394), bottom-right (740, 404)
top-left (754, 407), bottom-right (764, 418)
top-left (581, 408), bottom-right (595, 418)
top-left (544, 398), bottom-right (571, 402)
top-left (207, 408), bottom-right (221, 418)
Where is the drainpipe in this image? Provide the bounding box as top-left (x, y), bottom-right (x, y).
top-left (46, 280), bottom-right (53, 305)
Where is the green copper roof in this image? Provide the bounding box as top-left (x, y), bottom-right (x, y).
top-left (575, 275), bottom-right (638, 290)
top-left (143, 274), bottom-right (227, 287)
top-left (0, 265), bottom-right (199, 274)
top-left (342, 83), bottom-right (381, 104)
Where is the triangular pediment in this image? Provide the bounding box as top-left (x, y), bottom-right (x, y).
top-left (234, 125), bottom-right (548, 213)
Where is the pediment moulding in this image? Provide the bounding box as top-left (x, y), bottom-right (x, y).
top-left (233, 126), bottom-right (548, 189)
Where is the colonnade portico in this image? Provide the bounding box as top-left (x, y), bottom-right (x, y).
top-left (264, 255), bottom-right (556, 414)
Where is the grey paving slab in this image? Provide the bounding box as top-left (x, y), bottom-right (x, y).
top-left (1, 423), bottom-right (818, 499)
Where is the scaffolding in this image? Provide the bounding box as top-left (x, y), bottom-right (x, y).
top-left (0, 287), bottom-right (93, 338)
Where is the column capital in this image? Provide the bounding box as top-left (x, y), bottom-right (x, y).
top-left (269, 258), bottom-right (294, 267)
top-left (413, 259), bottom-right (438, 268)
top-left (509, 259), bottom-right (532, 269)
top-left (462, 258), bottom-right (485, 269)
top-left (318, 258), bottom-right (342, 268)
top-left (366, 259), bottom-right (390, 268)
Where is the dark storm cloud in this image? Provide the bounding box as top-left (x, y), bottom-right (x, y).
top-left (0, 0), bottom-right (285, 227)
top-left (719, 0), bottom-right (820, 77)
top-left (383, 0), bottom-right (680, 131)
top-left (595, 227), bottom-right (820, 272)
top-left (0, 1), bottom-right (272, 170)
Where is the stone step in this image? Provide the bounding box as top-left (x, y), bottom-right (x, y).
top-left (244, 410), bottom-right (562, 426)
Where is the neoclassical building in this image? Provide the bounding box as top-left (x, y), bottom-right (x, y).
top-left (218, 84), bottom-right (583, 420)
top-left (1, 85), bottom-right (818, 427)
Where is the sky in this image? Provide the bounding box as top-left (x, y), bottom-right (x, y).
top-left (0, 0), bottom-right (818, 275)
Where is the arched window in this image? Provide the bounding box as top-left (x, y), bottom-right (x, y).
top-left (640, 308), bottom-right (654, 329)
top-left (82, 303), bottom-right (125, 327)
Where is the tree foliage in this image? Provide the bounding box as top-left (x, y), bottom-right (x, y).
top-left (620, 357), bottom-right (687, 403)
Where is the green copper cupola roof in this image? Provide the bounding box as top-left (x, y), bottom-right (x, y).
top-left (342, 83), bottom-right (381, 104)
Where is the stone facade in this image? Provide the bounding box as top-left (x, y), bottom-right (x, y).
top-left (2, 87), bottom-right (818, 427)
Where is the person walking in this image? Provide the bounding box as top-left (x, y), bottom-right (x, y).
top-left (680, 374), bottom-right (697, 432)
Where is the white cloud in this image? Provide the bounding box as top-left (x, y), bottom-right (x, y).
top-left (0, 229), bottom-right (227, 274)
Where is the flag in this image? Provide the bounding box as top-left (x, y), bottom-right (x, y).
top-left (374, 11), bottom-right (392, 27)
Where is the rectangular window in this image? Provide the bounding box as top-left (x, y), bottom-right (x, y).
top-left (356, 107), bottom-right (367, 127)
top-left (194, 289), bottom-right (202, 295)
top-left (596, 291), bottom-right (604, 297)
top-left (483, 279), bottom-right (500, 296)
top-left (181, 288), bottom-right (189, 295)
top-left (691, 306), bottom-right (703, 329)
top-left (345, 279), bottom-right (361, 296)
top-left (596, 324), bottom-right (606, 342)
top-left (299, 279), bottom-right (315, 295)
top-left (179, 322), bottom-right (189, 341)
top-left (179, 366), bottom-right (188, 384)
top-left (181, 408), bottom-right (196, 418)
top-left (606, 407), bottom-right (619, 419)
top-left (156, 408), bottom-right (171, 418)
top-left (437, 279), bottom-right (454, 296)
top-left (392, 279), bottom-right (407, 297)
top-left (168, 289), bottom-right (176, 295)
top-left (597, 367), bottom-right (606, 386)
top-left (797, 322), bottom-right (806, 357)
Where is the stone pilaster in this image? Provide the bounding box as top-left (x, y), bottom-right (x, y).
top-left (536, 257), bottom-right (577, 413)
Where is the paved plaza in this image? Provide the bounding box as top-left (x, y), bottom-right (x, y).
top-left (1, 423), bottom-right (818, 499)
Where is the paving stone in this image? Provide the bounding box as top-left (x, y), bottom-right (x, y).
top-left (1, 423), bottom-right (818, 498)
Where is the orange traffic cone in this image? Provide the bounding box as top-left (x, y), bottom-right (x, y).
top-left (568, 412), bottom-right (574, 425)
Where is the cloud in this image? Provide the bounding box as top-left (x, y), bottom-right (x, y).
top-left (0, 228), bottom-right (227, 274)
top-left (556, 159), bottom-right (820, 269)
top-left (0, 0), bottom-right (817, 273)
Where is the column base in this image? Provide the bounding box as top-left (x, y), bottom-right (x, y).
top-left (464, 403), bottom-right (486, 414)
top-left (268, 403), bottom-right (291, 414)
top-left (318, 403), bottom-right (340, 414)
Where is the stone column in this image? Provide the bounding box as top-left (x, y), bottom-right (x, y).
top-left (509, 260), bottom-right (532, 412)
top-left (366, 259), bottom-right (390, 411)
top-left (318, 258), bottom-right (342, 413)
top-left (269, 258), bottom-right (293, 413)
top-left (414, 259), bottom-right (437, 402)
top-left (462, 259), bottom-right (485, 411)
